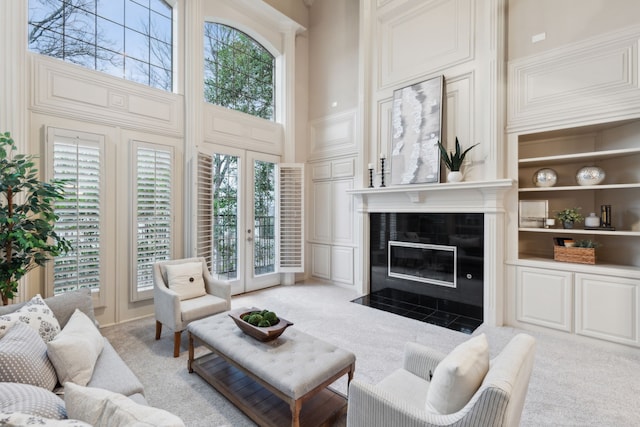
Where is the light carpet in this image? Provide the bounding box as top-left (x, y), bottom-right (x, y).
top-left (101, 281), bottom-right (640, 426)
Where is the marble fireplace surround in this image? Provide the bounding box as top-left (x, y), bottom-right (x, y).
top-left (348, 179), bottom-right (514, 326)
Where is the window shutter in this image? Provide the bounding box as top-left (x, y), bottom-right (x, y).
top-left (50, 133), bottom-right (103, 295)
top-left (133, 144), bottom-right (173, 299)
top-left (278, 164), bottom-right (304, 272)
top-left (196, 152), bottom-right (214, 271)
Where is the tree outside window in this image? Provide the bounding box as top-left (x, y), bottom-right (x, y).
top-left (204, 23), bottom-right (275, 121)
top-left (28, 0), bottom-right (173, 92)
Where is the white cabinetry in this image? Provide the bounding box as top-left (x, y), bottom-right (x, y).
top-left (516, 267), bottom-right (573, 332)
top-left (511, 119), bottom-right (640, 348)
top-left (575, 273), bottom-right (639, 346)
top-left (309, 158), bottom-right (355, 285)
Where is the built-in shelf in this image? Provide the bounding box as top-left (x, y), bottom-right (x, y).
top-left (519, 227), bottom-right (640, 237)
top-left (519, 183), bottom-right (640, 192)
top-left (519, 147), bottom-right (640, 167)
top-left (512, 255), bottom-right (640, 276)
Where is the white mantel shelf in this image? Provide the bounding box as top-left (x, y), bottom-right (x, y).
top-left (347, 179), bottom-right (514, 206)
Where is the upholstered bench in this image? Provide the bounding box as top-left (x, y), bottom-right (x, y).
top-left (187, 309), bottom-right (356, 427)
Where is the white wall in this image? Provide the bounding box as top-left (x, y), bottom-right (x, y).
top-left (508, 0), bottom-right (640, 60)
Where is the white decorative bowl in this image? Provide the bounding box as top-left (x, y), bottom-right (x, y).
top-left (533, 168), bottom-right (558, 187)
top-left (576, 166), bottom-right (605, 186)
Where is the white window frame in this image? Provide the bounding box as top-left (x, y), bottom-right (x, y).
top-left (45, 127), bottom-right (106, 308)
top-left (130, 140), bottom-right (174, 302)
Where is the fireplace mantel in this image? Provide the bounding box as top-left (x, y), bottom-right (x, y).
top-left (347, 179), bottom-right (514, 212)
top-left (348, 178), bottom-right (515, 327)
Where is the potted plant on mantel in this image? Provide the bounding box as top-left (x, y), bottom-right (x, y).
top-left (555, 207), bottom-right (584, 229)
top-left (437, 137), bottom-right (479, 183)
top-left (0, 131), bottom-right (71, 305)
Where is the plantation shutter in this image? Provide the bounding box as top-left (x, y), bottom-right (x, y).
top-left (196, 152), bottom-right (214, 271)
top-left (278, 164), bottom-right (304, 272)
top-left (133, 143), bottom-right (173, 300)
top-left (49, 129), bottom-right (103, 298)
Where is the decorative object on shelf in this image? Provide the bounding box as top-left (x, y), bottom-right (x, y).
top-left (555, 207), bottom-right (584, 229)
top-left (519, 200), bottom-right (548, 228)
top-left (390, 76), bottom-right (443, 185)
top-left (229, 307), bottom-right (293, 342)
top-left (600, 204), bottom-right (612, 227)
top-left (553, 245), bottom-right (596, 264)
top-left (437, 137), bottom-right (479, 183)
top-left (553, 238), bottom-right (599, 265)
top-left (576, 165), bottom-right (605, 186)
top-left (532, 168), bottom-right (558, 187)
top-left (545, 218), bottom-right (556, 228)
top-left (368, 163), bottom-right (374, 188)
top-left (584, 212), bottom-right (600, 228)
top-left (380, 153), bottom-right (386, 187)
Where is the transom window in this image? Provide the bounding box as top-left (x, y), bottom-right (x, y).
top-left (28, 0), bottom-right (173, 91)
top-left (203, 23), bottom-right (275, 121)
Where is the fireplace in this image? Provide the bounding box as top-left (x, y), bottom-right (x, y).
top-left (354, 212), bottom-right (484, 333)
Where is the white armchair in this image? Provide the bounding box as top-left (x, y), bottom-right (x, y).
top-left (347, 333), bottom-right (536, 427)
top-left (153, 257), bottom-right (231, 357)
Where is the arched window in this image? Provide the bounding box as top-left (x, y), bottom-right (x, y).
top-left (28, 0), bottom-right (173, 91)
top-left (203, 23), bottom-right (275, 121)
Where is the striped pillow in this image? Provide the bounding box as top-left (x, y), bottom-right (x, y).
top-left (0, 382), bottom-right (66, 420)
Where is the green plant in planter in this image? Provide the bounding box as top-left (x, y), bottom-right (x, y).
top-left (0, 132), bottom-right (71, 305)
top-left (574, 239), bottom-right (600, 248)
top-left (241, 309), bottom-right (279, 327)
top-left (437, 137), bottom-right (479, 172)
top-left (555, 207), bottom-right (584, 229)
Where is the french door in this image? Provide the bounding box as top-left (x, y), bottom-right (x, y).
top-left (197, 144), bottom-right (280, 295)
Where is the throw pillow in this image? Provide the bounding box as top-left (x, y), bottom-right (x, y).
top-left (0, 412), bottom-right (92, 426)
top-left (0, 321), bottom-right (57, 390)
top-left (65, 382), bottom-right (186, 427)
top-left (425, 333), bottom-right (490, 414)
top-left (0, 294), bottom-right (61, 342)
top-left (165, 262), bottom-right (206, 301)
top-left (0, 382), bottom-right (66, 420)
top-left (47, 309), bottom-right (104, 386)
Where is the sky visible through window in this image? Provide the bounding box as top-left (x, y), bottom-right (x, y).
top-left (28, 0), bottom-right (172, 91)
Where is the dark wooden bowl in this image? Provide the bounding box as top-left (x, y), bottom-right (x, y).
top-left (229, 307), bottom-right (293, 342)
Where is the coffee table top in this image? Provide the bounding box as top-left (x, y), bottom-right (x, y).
top-left (188, 310), bottom-right (356, 399)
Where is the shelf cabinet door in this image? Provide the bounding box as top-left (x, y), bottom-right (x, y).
top-left (516, 267), bottom-right (573, 332)
top-left (575, 273), bottom-right (639, 346)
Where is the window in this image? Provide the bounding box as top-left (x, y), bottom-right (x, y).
top-left (48, 128), bottom-right (104, 298)
top-left (28, 0), bottom-right (173, 91)
top-left (203, 23), bottom-right (275, 120)
top-left (133, 142), bottom-right (173, 300)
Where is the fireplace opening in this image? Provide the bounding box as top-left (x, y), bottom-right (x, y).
top-left (352, 212), bottom-right (484, 334)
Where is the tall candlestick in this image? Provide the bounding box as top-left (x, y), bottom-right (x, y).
top-left (368, 164), bottom-right (374, 188)
top-left (380, 157), bottom-right (386, 187)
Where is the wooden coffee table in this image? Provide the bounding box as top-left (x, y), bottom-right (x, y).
top-left (187, 309), bottom-right (356, 427)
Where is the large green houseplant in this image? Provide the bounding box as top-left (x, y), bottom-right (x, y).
top-left (0, 131), bottom-right (71, 305)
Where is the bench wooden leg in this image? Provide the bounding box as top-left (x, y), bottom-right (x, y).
top-left (174, 331), bottom-right (181, 357)
top-left (188, 332), bottom-right (194, 373)
top-left (155, 321), bottom-right (162, 340)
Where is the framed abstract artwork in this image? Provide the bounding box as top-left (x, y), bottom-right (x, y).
top-left (390, 75), bottom-right (443, 185)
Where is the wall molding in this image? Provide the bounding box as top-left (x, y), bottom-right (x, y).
top-left (377, 0), bottom-right (474, 90)
top-left (30, 55), bottom-right (184, 137)
top-left (308, 109), bottom-right (358, 160)
top-left (508, 25), bottom-right (640, 133)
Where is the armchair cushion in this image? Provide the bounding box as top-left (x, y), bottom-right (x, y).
top-left (426, 333), bottom-right (489, 415)
top-left (165, 262), bottom-right (206, 301)
top-left (180, 294), bottom-right (230, 323)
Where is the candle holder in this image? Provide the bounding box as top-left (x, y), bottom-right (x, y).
top-left (368, 167), bottom-right (374, 188)
top-left (380, 157), bottom-right (386, 187)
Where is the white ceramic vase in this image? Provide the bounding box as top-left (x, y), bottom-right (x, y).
top-left (447, 171), bottom-right (463, 183)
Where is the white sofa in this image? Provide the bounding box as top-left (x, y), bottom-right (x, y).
top-left (0, 289), bottom-right (183, 426)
